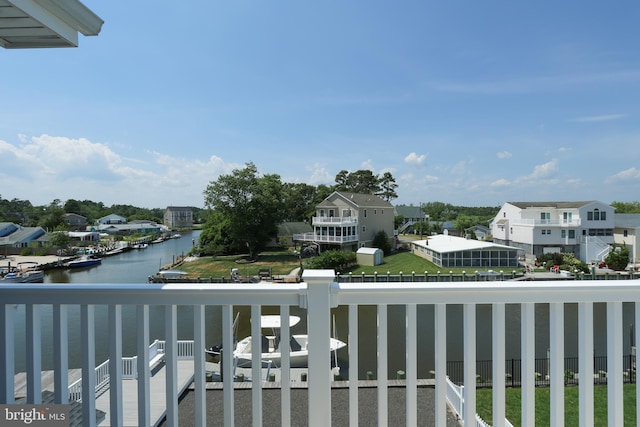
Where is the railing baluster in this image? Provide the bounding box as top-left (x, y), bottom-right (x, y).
top-left (251, 304), bottom-right (263, 426)
top-left (463, 303), bottom-right (476, 425)
top-left (549, 302), bottom-right (564, 426)
top-left (222, 305), bottom-right (234, 427)
top-left (348, 304), bottom-right (359, 427)
top-left (193, 305), bottom-right (206, 427)
top-left (434, 304), bottom-right (447, 427)
top-left (1, 304), bottom-right (15, 404)
top-left (378, 304), bottom-right (388, 426)
top-left (280, 305), bottom-right (291, 427)
top-left (108, 304), bottom-right (123, 426)
top-left (521, 303), bottom-right (535, 426)
top-left (53, 304), bottom-right (68, 404)
top-left (578, 302), bottom-right (594, 426)
top-left (406, 303), bottom-right (417, 427)
top-left (165, 305), bottom-right (178, 426)
top-left (137, 305), bottom-right (150, 426)
top-left (607, 301), bottom-right (623, 426)
top-left (492, 303), bottom-right (505, 427)
top-left (636, 302), bottom-right (640, 426)
top-left (81, 304), bottom-right (96, 427)
top-left (26, 304), bottom-right (41, 403)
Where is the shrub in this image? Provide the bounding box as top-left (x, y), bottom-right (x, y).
top-left (307, 250), bottom-right (357, 271)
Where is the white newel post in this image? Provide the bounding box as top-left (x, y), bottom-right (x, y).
top-left (304, 269), bottom-right (335, 427)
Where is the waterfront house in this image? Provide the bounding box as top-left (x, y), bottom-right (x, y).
top-left (164, 206), bottom-right (194, 229)
top-left (97, 214), bottom-right (127, 225)
top-left (293, 191), bottom-right (394, 252)
top-left (64, 213), bottom-right (88, 231)
top-left (0, 222), bottom-right (47, 254)
top-left (394, 204), bottom-right (427, 234)
top-left (614, 213), bottom-right (640, 267)
top-left (491, 201), bottom-right (615, 264)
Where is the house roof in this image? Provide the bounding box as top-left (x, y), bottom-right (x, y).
top-left (615, 213), bottom-right (640, 228)
top-left (0, 0), bottom-right (103, 48)
top-left (0, 226), bottom-right (45, 245)
top-left (394, 205), bottom-right (424, 219)
top-left (413, 234), bottom-right (519, 254)
top-left (507, 201), bottom-right (599, 209)
top-left (318, 192), bottom-right (393, 209)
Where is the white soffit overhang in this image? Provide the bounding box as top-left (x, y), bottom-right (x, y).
top-left (0, 0), bottom-right (103, 48)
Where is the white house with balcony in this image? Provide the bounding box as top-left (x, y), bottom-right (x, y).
top-left (293, 192), bottom-right (394, 252)
top-left (614, 213), bottom-right (640, 267)
top-left (491, 201), bottom-right (615, 264)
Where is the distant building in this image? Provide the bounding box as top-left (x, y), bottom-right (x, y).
top-left (411, 234), bottom-right (520, 268)
top-left (614, 213), bottom-right (640, 266)
top-left (394, 205), bottom-right (427, 234)
top-left (164, 206), bottom-right (193, 229)
top-left (64, 213), bottom-right (88, 231)
top-left (0, 222), bottom-right (47, 250)
top-left (97, 214), bottom-right (127, 225)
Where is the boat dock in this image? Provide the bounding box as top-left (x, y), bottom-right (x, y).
top-left (14, 360), bottom-right (194, 427)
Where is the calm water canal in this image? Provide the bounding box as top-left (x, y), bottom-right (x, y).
top-left (13, 230), bottom-right (635, 380)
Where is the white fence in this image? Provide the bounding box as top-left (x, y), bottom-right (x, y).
top-left (2, 271), bottom-right (640, 427)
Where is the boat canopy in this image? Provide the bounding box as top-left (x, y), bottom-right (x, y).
top-left (256, 315), bottom-right (301, 329)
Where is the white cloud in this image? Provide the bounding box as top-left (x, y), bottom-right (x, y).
top-left (490, 179), bottom-right (510, 187)
top-left (306, 163), bottom-right (333, 185)
top-left (605, 167), bottom-right (640, 183)
top-left (569, 114), bottom-right (627, 123)
top-left (404, 152), bottom-right (426, 166)
top-left (528, 159), bottom-right (559, 179)
top-left (496, 151), bottom-right (512, 159)
top-left (360, 159), bottom-right (375, 171)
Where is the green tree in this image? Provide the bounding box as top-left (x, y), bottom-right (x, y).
top-left (202, 162), bottom-right (284, 259)
top-left (372, 230), bottom-right (392, 255)
top-left (333, 169), bottom-right (383, 195)
top-left (377, 171), bottom-right (398, 202)
top-left (605, 245), bottom-right (630, 271)
top-left (49, 230), bottom-right (72, 249)
top-left (39, 199), bottom-right (67, 231)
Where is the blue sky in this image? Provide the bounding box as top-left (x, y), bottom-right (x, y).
top-left (2, 1), bottom-right (640, 208)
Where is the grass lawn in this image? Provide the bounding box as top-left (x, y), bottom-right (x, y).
top-left (178, 248), bottom-right (510, 279)
top-left (476, 385), bottom-right (637, 426)
top-left (178, 250), bottom-right (302, 278)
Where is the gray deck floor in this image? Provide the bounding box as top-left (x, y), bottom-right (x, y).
top-left (14, 360), bottom-right (195, 427)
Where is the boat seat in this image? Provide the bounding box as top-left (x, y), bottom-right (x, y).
top-left (290, 337), bottom-right (301, 352)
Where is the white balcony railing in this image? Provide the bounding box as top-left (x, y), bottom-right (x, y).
top-left (312, 216), bottom-right (358, 225)
top-left (510, 218), bottom-right (582, 227)
top-left (2, 272), bottom-right (640, 427)
top-left (292, 232), bottom-right (359, 244)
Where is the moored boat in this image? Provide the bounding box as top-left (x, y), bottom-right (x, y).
top-left (230, 315), bottom-right (347, 368)
top-left (0, 262), bottom-right (44, 283)
top-left (66, 255), bottom-right (102, 269)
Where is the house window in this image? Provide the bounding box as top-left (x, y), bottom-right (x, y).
top-left (601, 211), bottom-right (607, 220)
top-left (541, 212), bottom-right (550, 222)
top-left (624, 230), bottom-right (628, 237)
top-left (328, 209), bottom-right (335, 217)
top-left (561, 230), bottom-right (566, 238)
top-left (587, 209), bottom-right (606, 221)
top-left (364, 209), bottom-right (367, 218)
top-left (362, 226), bottom-right (366, 233)
top-left (374, 209), bottom-right (377, 215)
top-left (381, 209), bottom-right (384, 215)
top-left (569, 230), bottom-right (575, 238)
top-left (342, 209), bottom-right (351, 217)
top-left (319, 209), bottom-right (325, 217)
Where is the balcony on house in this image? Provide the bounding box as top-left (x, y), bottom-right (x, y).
top-left (511, 218), bottom-right (582, 227)
top-left (2, 272), bottom-right (640, 426)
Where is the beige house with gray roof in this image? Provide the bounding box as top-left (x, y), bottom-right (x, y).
top-left (293, 192), bottom-right (394, 252)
